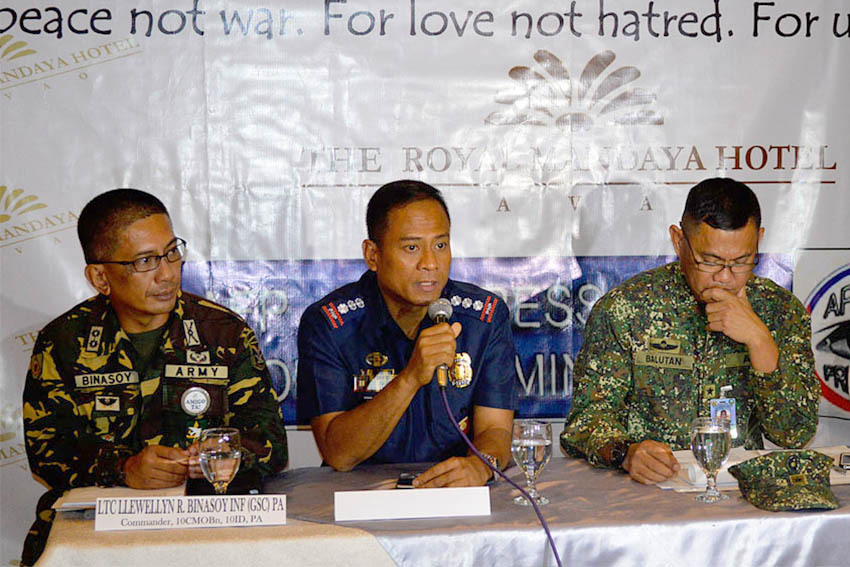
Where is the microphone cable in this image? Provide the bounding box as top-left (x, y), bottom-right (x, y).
top-left (438, 385), bottom-right (563, 567)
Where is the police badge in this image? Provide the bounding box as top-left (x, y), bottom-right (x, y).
top-left (365, 352), bottom-right (388, 367)
top-left (450, 352), bottom-right (473, 388)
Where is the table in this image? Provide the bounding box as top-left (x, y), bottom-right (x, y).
top-left (38, 457), bottom-right (850, 567)
top-left (37, 515), bottom-right (396, 566)
top-left (267, 459), bottom-right (850, 567)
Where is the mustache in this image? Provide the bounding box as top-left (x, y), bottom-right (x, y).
top-left (148, 286), bottom-right (179, 296)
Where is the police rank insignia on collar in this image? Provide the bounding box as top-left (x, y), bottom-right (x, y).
top-left (450, 294), bottom-right (500, 323)
top-left (450, 352), bottom-right (473, 388)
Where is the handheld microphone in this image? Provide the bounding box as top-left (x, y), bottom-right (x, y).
top-left (428, 300), bottom-right (560, 565)
top-left (427, 299), bottom-right (453, 389)
top-left (427, 297), bottom-right (452, 324)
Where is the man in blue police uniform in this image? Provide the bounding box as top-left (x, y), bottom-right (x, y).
top-left (297, 180), bottom-right (517, 487)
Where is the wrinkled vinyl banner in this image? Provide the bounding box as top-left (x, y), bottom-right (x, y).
top-left (2, 0), bottom-right (849, 562)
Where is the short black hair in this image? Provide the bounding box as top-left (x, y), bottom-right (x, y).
top-left (681, 178), bottom-right (761, 235)
top-left (366, 180), bottom-right (450, 243)
top-left (77, 189), bottom-right (169, 263)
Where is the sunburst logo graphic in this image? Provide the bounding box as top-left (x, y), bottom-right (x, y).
top-left (0, 186), bottom-right (48, 223)
top-left (0, 34), bottom-right (37, 62)
top-left (486, 50), bottom-right (663, 132)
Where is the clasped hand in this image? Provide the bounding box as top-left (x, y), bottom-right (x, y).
top-left (124, 443), bottom-right (205, 489)
top-left (404, 321), bottom-right (462, 387)
top-left (622, 440), bottom-right (680, 485)
top-left (703, 286), bottom-right (778, 372)
top-left (413, 455), bottom-right (491, 488)
top-left (703, 286), bottom-right (768, 345)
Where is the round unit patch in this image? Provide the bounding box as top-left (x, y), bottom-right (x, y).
top-left (806, 264), bottom-right (850, 412)
top-left (181, 386), bottom-right (211, 416)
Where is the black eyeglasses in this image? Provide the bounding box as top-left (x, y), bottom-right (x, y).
top-left (92, 238), bottom-right (187, 273)
top-left (681, 232), bottom-right (758, 274)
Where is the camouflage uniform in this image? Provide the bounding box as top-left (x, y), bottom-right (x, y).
top-left (21, 291), bottom-right (287, 564)
top-left (561, 262), bottom-right (818, 468)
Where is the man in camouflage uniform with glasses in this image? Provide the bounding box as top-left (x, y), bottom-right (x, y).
top-left (21, 189), bottom-right (287, 564)
top-left (562, 178), bottom-right (818, 485)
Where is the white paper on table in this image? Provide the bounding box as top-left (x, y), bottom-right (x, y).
top-left (53, 483), bottom-right (186, 511)
top-left (334, 486), bottom-right (490, 522)
top-left (657, 446), bottom-right (757, 492)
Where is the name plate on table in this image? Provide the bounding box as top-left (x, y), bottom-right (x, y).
top-left (95, 495), bottom-right (286, 531)
top-left (334, 486), bottom-right (490, 522)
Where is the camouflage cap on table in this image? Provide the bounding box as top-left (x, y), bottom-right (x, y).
top-left (728, 450), bottom-right (839, 511)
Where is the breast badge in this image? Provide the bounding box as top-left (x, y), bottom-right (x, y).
top-left (181, 386), bottom-right (211, 416)
top-left (365, 352), bottom-right (388, 367)
top-left (95, 395), bottom-right (121, 412)
top-left (450, 352), bottom-right (473, 388)
top-left (648, 337), bottom-right (681, 353)
top-left (186, 350), bottom-right (211, 364)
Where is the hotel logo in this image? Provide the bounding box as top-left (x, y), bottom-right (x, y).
top-left (0, 184), bottom-right (78, 250)
top-left (0, 185), bottom-right (47, 223)
top-left (0, 33), bottom-right (36, 62)
top-left (486, 49), bottom-right (663, 131)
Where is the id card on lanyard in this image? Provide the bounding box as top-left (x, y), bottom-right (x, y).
top-left (710, 385), bottom-right (737, 439)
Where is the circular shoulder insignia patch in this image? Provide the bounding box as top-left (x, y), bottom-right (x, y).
top-left (450, 352), bottom-right (473, 388)
top-left (181, 387), bottom-right (211, 416)
top-left (29, 353), bottom-right (43, 380)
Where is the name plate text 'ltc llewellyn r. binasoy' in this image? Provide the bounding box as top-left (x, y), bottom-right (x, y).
top-left (94, 495), bottom-right (286, 531)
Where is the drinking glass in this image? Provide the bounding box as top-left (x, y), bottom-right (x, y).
top-left (690, 416), bottom-right (731, 503)
top-left (199, 428), bottom-right (242, 495)
top-left (511, 419), bottom-right (553, 506)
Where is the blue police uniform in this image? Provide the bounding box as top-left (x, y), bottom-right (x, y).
top-left (297, 270), bottom-right (517, 465)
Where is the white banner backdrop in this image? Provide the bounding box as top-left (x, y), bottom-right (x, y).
top-left (2, 0), bottom-right (849, 563)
